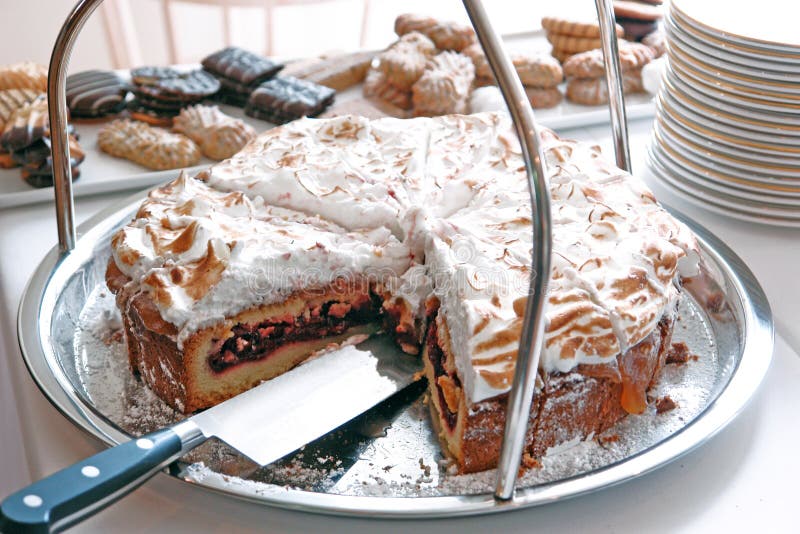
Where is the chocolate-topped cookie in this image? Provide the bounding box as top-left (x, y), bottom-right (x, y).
top-left (22, 165), bottom-right (81, 188)
top-left (0, 88), bottom-right (41, 131)
top-left (130, 66), bottom-right (181, 86)
top-left (133, 68), bottom-right (220, 100)
top-left (126, 99), bottom-right (179, 127)
top-left (202, 47), bottom-right (283, 87)
top-left (15, 135), bottom-right (84, 188)
top-left (1, 95), bottom-right (48, 151)
top-left (244, 76), bottom-right (335, 124)
top-left (66, 70), bottom-right (130, 118)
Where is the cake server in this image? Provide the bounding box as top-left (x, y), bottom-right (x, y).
top-left (0, 335), bottom-right (421, 533)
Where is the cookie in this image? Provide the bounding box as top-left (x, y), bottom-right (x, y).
top-left (551, 49), bottom-right (575, 64)
top-left (213, 89), bottom-right (250, 108)
top-left (541, 16), bottom-right (624, 38)
top-left (0, 62), bottom-right (48, 92)
top-left (201, 47), bottom-right (283, 87)
top-left (525, 86), bottom-right (563, 109)
top-left (0, 88), bottom-right (41, 131)
top-left (11, 135), bottom-right (84, 166)
top-left (377, 32), bottom-right (437, 91)
top-left (98, 119), bottom-right (201, 170)
top-left (66, 70), bottom-right (130, 118)
top-left (1, 95), bottom-right (48, 151)
top-left (395, 13), bottom-right (476, 52)
top-left (462, 43), bottom-right (491, 79)
top-left (363, 68), bottom-right (412, 110)
top-left (613, 1), bottom-right (663, 21)
top-left (464, 45), bottom-right (564, 88)
top-left (546, 33), bottom-right (603, 54)
top-left (173, 104), bottom-right (256, 160)
top-left (209, 77), bottom-right (253, 107)
top-left (133, 68), bottom-right (220, 100)
top-left (127, 99), bottom-right (178, 127)
top-left (412, 51), bottom-right (475, 117)
top-left (562, 42), bottom-right (654, 78)
top-left (513, 54), bottom-right (563, 88)
top-left (131, 91), bottom-right (186, 111)
top-left (642, 29), bottom-right (666, 58)
top-left (565, 68), bottom-right (644, 105)
top-left (15, 135), bottom-right (84, 188)
top-left (244, 76), bottom-right (335, 124)
top-left (318, 98), bottom-right (389, 120)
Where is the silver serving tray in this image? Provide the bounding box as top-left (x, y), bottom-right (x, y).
top-left (17, 188), bottom-right (773, 518)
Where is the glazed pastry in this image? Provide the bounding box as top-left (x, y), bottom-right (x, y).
top-left (363, 68), bottom-right (412, 111)
top-left (464, 45), bottom-right (564, 88)
top-left (525, 86), bottom-right (563, 109)
top-left (376, 32), bottom-right (436, 91)
top-left (394, 13), bottom-right (476, 52)
top-left (173, 104), bottom-right (256, 160)
top-left (97, 118), bottom-right (201, 170)
top-left (411, 52), bottom-right (475, 117)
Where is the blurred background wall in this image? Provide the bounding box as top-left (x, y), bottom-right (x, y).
top-left (0, 0), bottom-right (595, 71)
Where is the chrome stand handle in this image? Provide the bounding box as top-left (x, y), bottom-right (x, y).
top-left (49, 0), bottom-right (106, 254)
top-left (462, 0), bottom-right (630, 500)
top-left (595, 0), bottom-right (632, 172)
top-left (461, 0), bottom-right (551, 501)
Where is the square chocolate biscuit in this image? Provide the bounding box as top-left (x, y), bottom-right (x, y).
top-left (202, 47), bottom-right (283, 87)
top-left (244, 76), bottom-right (335, 124)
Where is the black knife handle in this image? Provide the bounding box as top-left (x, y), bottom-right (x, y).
top-left (0, 427), bottom-right (185, 533)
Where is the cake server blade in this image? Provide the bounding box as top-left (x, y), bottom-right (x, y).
top-left (190, 334), bottom-right (422, 466)
top-left (0, 335), bottom-right (421, 532)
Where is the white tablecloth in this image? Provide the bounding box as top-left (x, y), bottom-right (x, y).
top-left (1, 118), bottom-right (798, 533)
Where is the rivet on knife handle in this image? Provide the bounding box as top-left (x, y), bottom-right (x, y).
top-left (0, 423), bottom-right (203, 534)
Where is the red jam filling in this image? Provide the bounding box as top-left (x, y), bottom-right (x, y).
top-left (207, 293), bottom-right (382, 373)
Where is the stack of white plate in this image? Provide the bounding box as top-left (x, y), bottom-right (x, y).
top-left (647, 0), bottom-right (800, 227)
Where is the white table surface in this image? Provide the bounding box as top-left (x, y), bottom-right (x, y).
top-left (1, 117), bottom-right (798, 533)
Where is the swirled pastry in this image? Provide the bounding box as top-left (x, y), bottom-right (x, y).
top-left (173, 105), bottom-right (256, 161)
top-left (376, 31), bottom-right (436, 90)
top-left (394, 13), bottom-right (476, 52)
top-left (411, 52), bottom-right (475, 117)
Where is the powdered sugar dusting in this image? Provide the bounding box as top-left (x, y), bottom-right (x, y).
top-left (75, 284), bottom-right (725, 498)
